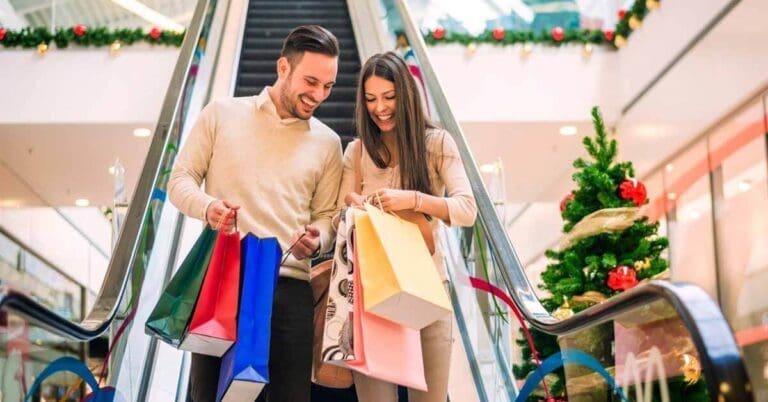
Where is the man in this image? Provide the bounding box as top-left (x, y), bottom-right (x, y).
top-left (168, 25), bottom-right (342, 402)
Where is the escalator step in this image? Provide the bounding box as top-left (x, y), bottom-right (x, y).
top-left (244, 18), bottom-right (352, 28)
top-left (244, 26), bottom-right (354, 39)
top-left (243, 37), bottom-right (357, 50)
top-left (248, 9), bottom-right (349, 18)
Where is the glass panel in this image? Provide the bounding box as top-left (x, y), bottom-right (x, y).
top-left (379, 0), bottom-right (624, 36)
top-left (709, 97), bottom-right (768, 400)
top-left (663, 139), bottom-right (718, 299)
top-left (0, 311), bottom-right (88, 402)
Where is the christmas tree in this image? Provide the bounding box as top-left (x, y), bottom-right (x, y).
top-left (513, 106), bottom-right (677, 400)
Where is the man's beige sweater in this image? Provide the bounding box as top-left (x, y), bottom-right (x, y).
top-left (168, 88), bottom-right (343, 280)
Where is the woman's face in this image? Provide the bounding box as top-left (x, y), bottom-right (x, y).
top-left (364, 75), bottom-right (396, 134)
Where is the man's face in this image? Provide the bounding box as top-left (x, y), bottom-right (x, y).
top-left (278, 52), bottom-right (338, 120)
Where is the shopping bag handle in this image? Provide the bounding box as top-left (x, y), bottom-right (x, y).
top-left (215, 208), bottom-right (238, 233)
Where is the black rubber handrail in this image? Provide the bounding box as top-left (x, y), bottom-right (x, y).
top-left (391, 1), bottom-right (753, 400)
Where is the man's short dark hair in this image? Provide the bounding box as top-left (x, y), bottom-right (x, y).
top-left (281, 25), bottom-right (340, 66)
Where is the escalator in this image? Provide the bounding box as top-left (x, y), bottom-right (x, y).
top-left (0, 0), bottom-right (755, 401)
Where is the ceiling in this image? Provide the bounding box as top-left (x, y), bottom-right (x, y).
top-left (4, 0), bottom-right (194, 29)
top-left (0, 123), bottom-right (152, 208)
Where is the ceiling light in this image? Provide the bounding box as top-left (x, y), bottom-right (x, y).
top-left (667, 192), bottom-right (677, 201)
top-left (559, 126), bottom-right (578, 136)
top-left (688, 210), bottom-right (700, 220)
top-left (480, 163), bottom-right (497, 173)
top-left (108, 166), bottom-right (116, 175)
top-left (75, 198), bottom-right (90, 207)
top-left (0, 199), bottom-right (19, 208)
top-left (133, 128), bottom-right (151, 138)
top-left (110, 0), bottom-right (184, 31)
top-left (665, 164), bottom-right (674, 172)
top-left (737, 180), bottom-right (752, 193)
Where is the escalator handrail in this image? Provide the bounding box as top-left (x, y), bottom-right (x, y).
top-left (391, 1), bottom-right (753, 400)
top-left (0, 0), bottom-right (215, 341)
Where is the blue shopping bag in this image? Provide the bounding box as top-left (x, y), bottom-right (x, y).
top-left (216, 234), bottom-right (281, 402)
top-left (25, 357), bottom-right (123, 402)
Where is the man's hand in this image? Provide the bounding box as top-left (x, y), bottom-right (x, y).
top-left (289, 225), bottom-right (321, 260)
top-left (206, 199), bottom-right (240, 231)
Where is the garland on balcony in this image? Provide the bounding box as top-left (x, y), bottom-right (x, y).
top-left (424, 0), bottom-right (660, 49)
top-left (0, 25), bottom-right (185, 52)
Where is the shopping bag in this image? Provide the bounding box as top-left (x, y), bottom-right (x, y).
top-left (146, 226), bottom-right (217, 346)
top-left (311, 259), bottom-right (353, 388)
top-left (355, 204), bottom-right (451, 330)
top-left (320, 208), bottom-right (357, 366)
top-left (216, 234), bottom-right (281, 402)
top-left (179, 227), bottom-right (241, 356)
top-left (25, 357), bottom-right (123, 402)
top-left (347, 240), bottom-right (427, 391)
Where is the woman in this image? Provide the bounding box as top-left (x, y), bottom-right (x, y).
top-left (337, 51), bottom-right (477, 402)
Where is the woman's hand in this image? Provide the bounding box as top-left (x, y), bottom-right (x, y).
top-left (344, 192), bottom-right (366, 207)
top-left (371, 189), bottom-right (417, 212)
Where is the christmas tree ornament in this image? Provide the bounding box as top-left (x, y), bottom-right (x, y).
top-left (629, 15), bottom-right (642, 30)
top-left (559, 192), bottom-right (575, 213)
top-left (432, 26), bottom-right (445, 40)
top-left (604, 30), bottom-right (615, 42)
top-left (552, 299), bottom-right (574, 320)
top-left (582, 43), bottom-right (593, 57)
top-left (37, 42), bottom-right (48, 55)
top-left (73, 24), bottom-right (87, 37)
top-left (619, 178), bottom-right (647, 206)
top-left (551, 26), bottom-right (565, 42)
top-left (110, 40), bottom-right (122, 55)
top-left (607, 265), bottom-right (639, 291)
top-left (618, 9), bottom-right (627, 20)
top-left (680, 353), bottom-right (701, 384)
top-left (614, 35), bottom-right (627, 48)
top-left (633, 257), bottom-right (652, 271)
top-left (149, 27), bottom-right (162, 40)
top-left (492, 26), bottom-right (505, 41)
top-left (646, 0), bottom-right (661, 10)
top-left (0, 27), bottom-right (8, 41)
top-left (572, 291), bottom-right (607, 305)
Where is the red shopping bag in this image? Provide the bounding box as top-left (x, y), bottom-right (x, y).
top-left (346, 235), bottom-right (427, 391)
top-left (179, 220), bottom-right (241, 357)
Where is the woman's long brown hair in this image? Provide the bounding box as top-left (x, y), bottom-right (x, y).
top-left (355, 51), bottom-right (436, 195)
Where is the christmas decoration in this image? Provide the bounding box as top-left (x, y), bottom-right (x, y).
top-left (432, 26), bottom-right (445, 40)
top-left (492, 26), bottom-right (505, 41)
top-left (422, 1), bottom-right (659, 50)
top-left (582, 43), bottom-right (593, 57)
top-left (607, 265), bottom-right (639, 291)
top-left (559, 192), bottom-right (575, 214)
top-left (465, 42), bottom-right (477, 56)
top-left (73, 24), bottom-right (87, 37)
top-left (0, 26), bottom-right (184, 50)
top-left (633, 257), bottom-right (651, 271)
top-left (149, 27), bottom-right (162, 40)
top-left (110, 40), bottom-right (122, 55)
top-left (619, 178), bottom-right (647, 206)
top-left (614, 35), bottom-right (627, 48)
top-left (514, 107), bottom-right (673, 401)
top-left (680, 353), bottom-right (702, 385)
top-left (37, 42), bottom-right (48, 55)
top-left (551, 26), bottom-right (565, 42)
top-left (521, 42), bottom-right (533, 56)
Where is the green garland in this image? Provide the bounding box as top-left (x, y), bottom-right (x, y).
top-left (424, 0), bottom-right (660, 49)
top-left (0, 26), bottom-right (185, 50)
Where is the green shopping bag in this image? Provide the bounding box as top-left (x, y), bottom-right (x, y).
top-left (145, 226), bottom-right (217, 346)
